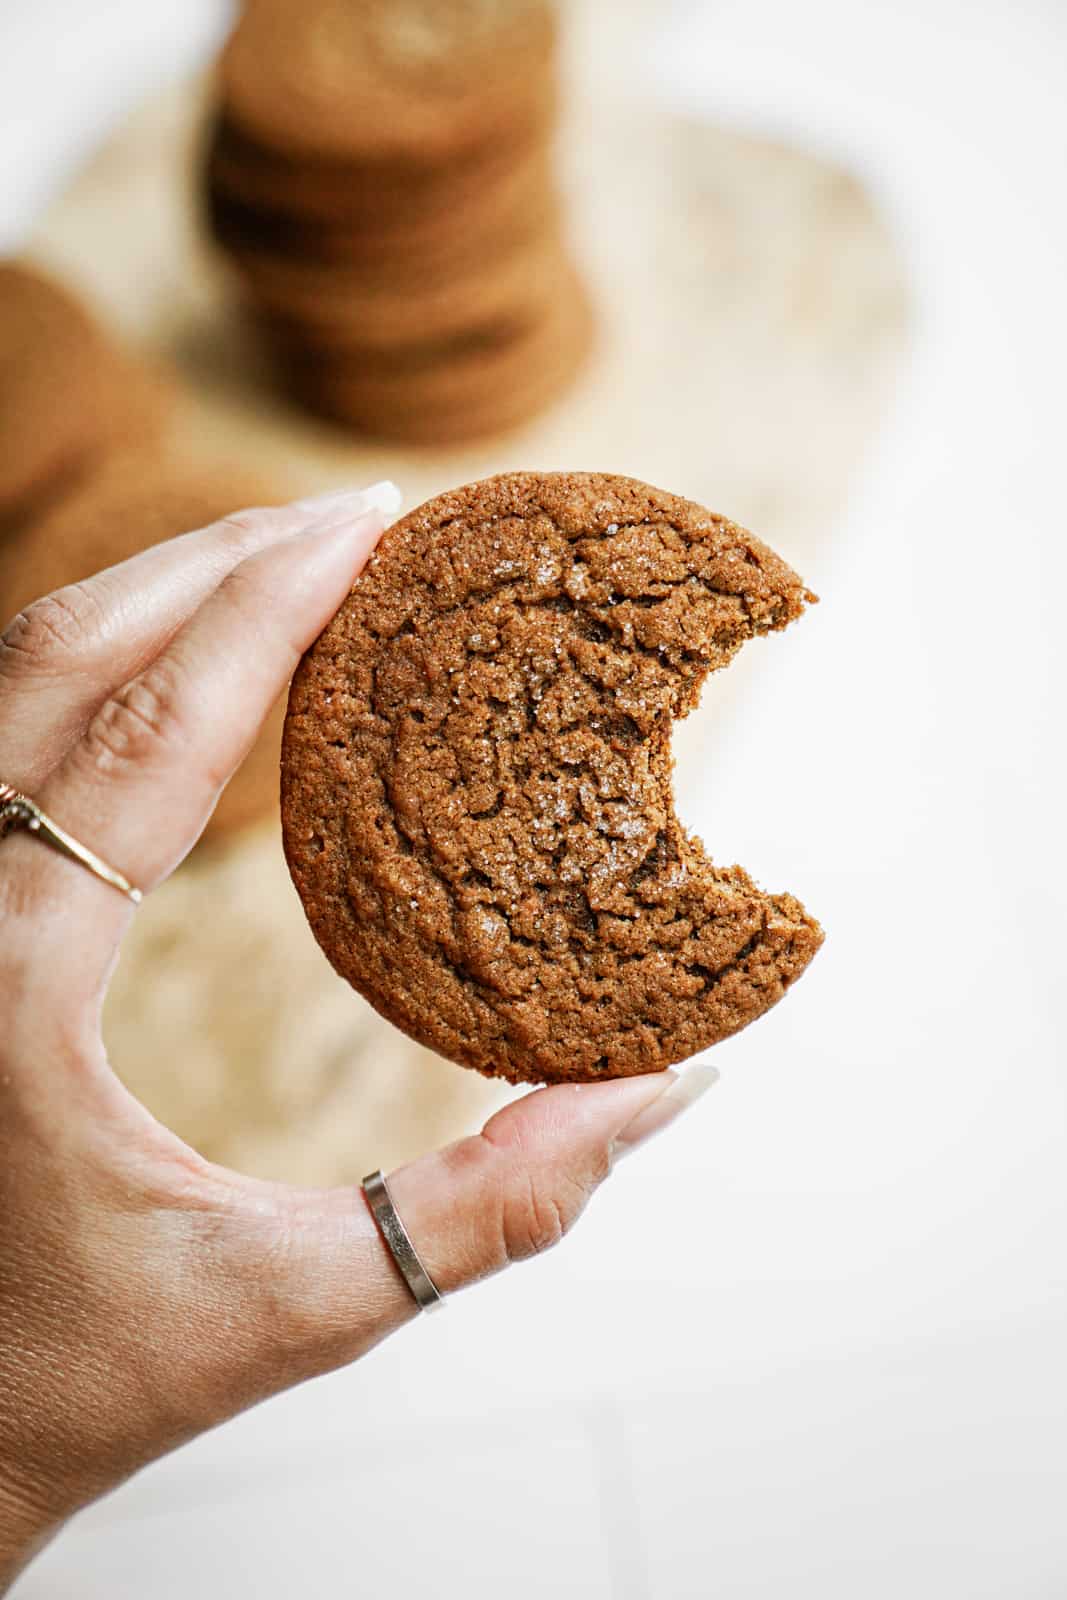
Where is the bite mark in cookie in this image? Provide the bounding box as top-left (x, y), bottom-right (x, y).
top-left (282, 472), bottom-right (823, 1084)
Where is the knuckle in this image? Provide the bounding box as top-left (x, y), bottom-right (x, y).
top-left (463, 1127), bottom-right (601, 1270)
top-left (81, 659), bottom-right (189, 779)
top-left (498, 1165), bottom-right (586, 1265)
top-left (216, 506), bottom-right (272, 543)
top-left (212, 508), bottom-right (279, 569)
top-left (215, 557), bottom-right (305, 667)
top-left (217, 550), bottom-right (273, 616)
top-left (0, 584), bottom-right (107, 674)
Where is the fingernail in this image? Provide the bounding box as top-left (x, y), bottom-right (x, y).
top-left (609, 1061), bottom-right (720, 1162)
top-left (295, 480), bottom-right (403, 519)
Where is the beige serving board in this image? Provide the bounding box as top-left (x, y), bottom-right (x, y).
top-left (29, 12), bottom-right (908, 1184)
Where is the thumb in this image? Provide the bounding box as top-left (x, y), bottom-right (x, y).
top-left (386, 1064), bottom-right (720, 1290)
top-left (263, 1064), bottom-right (719, 1374)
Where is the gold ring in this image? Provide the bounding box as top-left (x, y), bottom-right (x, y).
top-left (0, 781), bottom-right (142, 905)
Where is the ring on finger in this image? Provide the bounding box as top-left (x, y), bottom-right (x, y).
top-left (362, 1170), bottom-right (445, 1314)
top-left (0, 781), bottom-right (142, 904)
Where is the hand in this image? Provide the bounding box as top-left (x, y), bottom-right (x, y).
top-left (0, 483), bottom-right (716, 1588)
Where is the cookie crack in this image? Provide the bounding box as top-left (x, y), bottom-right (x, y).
top-left (284, 473), bottom-right (822, 1085)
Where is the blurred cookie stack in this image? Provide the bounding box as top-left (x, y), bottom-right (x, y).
top-left (0, 262), bottom-right (169, 537)
top-left (0, 261), bottom-right (286, 842)
top-left (205, 0), bottom-right (591, 444)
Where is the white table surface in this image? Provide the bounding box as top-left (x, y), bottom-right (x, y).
top-left (4, 2), bottom-right (1066, 1596)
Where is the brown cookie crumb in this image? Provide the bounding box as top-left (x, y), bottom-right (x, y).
top-left (282, 472), bottom-right (823, 1084)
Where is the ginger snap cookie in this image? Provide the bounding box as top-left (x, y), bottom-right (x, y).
top-left (0, 262), bottom-right (168, 527)
top-left (282, 267), bottom-right (592, 443)
top-left (0, 457), bottom-right (287, 840)
top-left (209, 143), bottom-right (557, 284)
top-left (207, 0), bottom-right (587, 443)
top-left (247, 224), bottom-right (569, 354)
top-left (220, 0), bottom-right (557, 166)
top-left (282, 473), bottom-right (823, 1084)
top-left (204, 90), bottom-right (557, 228)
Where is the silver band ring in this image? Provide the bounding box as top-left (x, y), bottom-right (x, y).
top-left (0, 782), bottom-right (142, 905)
top-left (362, 1170), bottom-right (444, 1314)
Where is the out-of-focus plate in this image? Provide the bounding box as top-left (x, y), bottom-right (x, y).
top-left (28, 14), bottom-right (908, 1183)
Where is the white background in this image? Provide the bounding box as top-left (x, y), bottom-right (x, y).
top-left (4, 1), bottom-right (1067, 1595)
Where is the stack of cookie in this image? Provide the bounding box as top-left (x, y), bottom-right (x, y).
top-left (0, 262), bottom-right (169, 536)
top-left (0, 461), bottom-right (289, 841)
top-left (0, 261), bottom-right (286, 845)
top-left (206, 0), bottom-right (591, 444)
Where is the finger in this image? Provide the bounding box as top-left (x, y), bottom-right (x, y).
top-left (2, 496), bottom-right (391, 969)
top-left (0, 1060), bottom-right (714, 1517)
top-left (212, 1065), bottom-right (720, 1380)
top-left (383, 1064), bottom-right (719, 1291)
top-left (0, 482), bottom-right (399, 789)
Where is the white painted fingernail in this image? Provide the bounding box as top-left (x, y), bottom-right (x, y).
top-left (295, 480), bottom-right (403, 519)
top-left (609, 1062), bottom-right (720, 1162)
